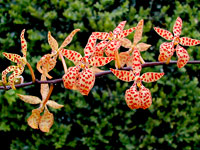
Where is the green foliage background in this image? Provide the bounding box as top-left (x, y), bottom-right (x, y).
top-left (0, 0), bottom-right (200, 149)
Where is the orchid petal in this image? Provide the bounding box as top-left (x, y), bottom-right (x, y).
top-left (84, 34), bottom-right (97, 58)
top-left (17, 94), bottom-right (41, 104)
top-left (158, 42), bottom-right (174, 62)
top-left (180, 37), bottom-right (200, 46)
top-left (39, 108), bottom-right (54, 132)
top-left (46, 100), bottom-right (64, 109)
top-left (93, 41), bottom-right (108, 57)
top-left (125, 83), bottom-right (141, 109)
top-left (60, 29), bottom-right (80, 49)
top-left (40, 75), bottom-right (49, 100)
top-left (48, 31), bottom-right (58, 53)
top-left (2, 65), bottom-right (17, 83)
top-left (117, 51), bottom-right (130, 68)
top-left (113, 21), bottom-right (126, 35)
top-left (141, 72), bottom-right (164, 83)
top-left (134, 19), bottom-right (144, 45)
top-left (176, 45), bottom-right (190, 68)
top-left (93, 32), bottom-right (109, 40)
top-left (77, 69), bottom-right (95, 95)
top-left (136, 43), bottom-right (151, 51)
top-left (154, 27), bottom-right (174, 40)
top-left (139, 85), bottom-right (152, 109)
top-left (132, 48), bottom-right (142, 76)
top-left (20, 29), bottom-right (27, 58)
top-left (119, 38), bottom-right (132, 48)
top-left (62, 66), bottom-right (80, 89)
top-left (8, 67), bottom-right (24, 90)
top-left (61, 49), bottom-right (82, 65)
top-left (3, 52), bottom-right (21, 63)
top-left (88, 56), bottom-right (114, 67)
top-left (173, 17), bottom-right (182, 38)
top-left (105, 40), bottom-right (121, 57)
top-left (110, 68), bottom-right (135, 82)
top-left (27, 108), bottom-right (41, 129)
top-left (118, 26), bottom-right (137, 38)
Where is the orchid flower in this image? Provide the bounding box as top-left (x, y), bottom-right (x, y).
top-left (92, 21), bottom-right (136, 58)
top-left (2, 29), bottom-right (35, 89)
top-left (154, 17), bottom-right (200, 68)
top-left (17, 75), bottom-right (63, 132)
top-left (110, 68), bottom-right (164, 109)
top-left (61, 34), bottom-right (114, 95)
top-left (37, 29), bottom-right (80, 78)
top-left (118, 19), bottom-right (151, 69)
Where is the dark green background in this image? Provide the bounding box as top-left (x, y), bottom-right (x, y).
top-left (0, 0), bottom-right (200, 149)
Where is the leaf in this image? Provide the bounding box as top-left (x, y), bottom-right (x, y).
top-left (141, 72), bottom-right (165, 83)
top-left (110, 69), bottom-right (135, 82)
top-left (48, 31), bottom-right (58, 53)
top-left (134, 19), bottom-right (143, 45)
top-left (180, 37), bottom-right (200, 46)
top-left (125, 83), bottom-right (141, 109)
top-left (60, 29), bottom-right (80, 49)
top-left (2, 52), bottom-right (21, 63)
top-left (137, 43), bottom-right (151, 51)
top-left (113, 21), bottom-right (126, 35)
top-left (20, 29), bottom-right (27, 58)
top-left (88, 56), bottom-right (114, 67)
top-left (17, 94), bottom-right (41, 104)
top-left (61, 49), bottom-right (82, 65)
top-left (39, 108), bottom-right (54, 132)
top-left (77, 69), bottom-right (95, 95)
top-left (176, 45), bottom-right (190, 68)
top-left (173, 17), bottom-right (182, 37)
top-left (40, 75), bottom-right (49, 100)
top-left (46, 100), bottom-right (64, 109)
top-left (139, 85), bottom-right (152, 109)
top-left (154, 27), bottom-right (174, 40)
top-left (27, 108), bottom-right (41, 129)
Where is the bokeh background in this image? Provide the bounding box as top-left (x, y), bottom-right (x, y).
top-left (0, 0), bottom-right (200, 149)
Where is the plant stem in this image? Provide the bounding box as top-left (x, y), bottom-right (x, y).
top-left (115, 50), bottom-right (121, 69)
top-left (59, 51), bottom-right (68, 74)
top-left (42, 84), bottom-right (54, 107)
top-left (26, 62), bottom-right (36, 83)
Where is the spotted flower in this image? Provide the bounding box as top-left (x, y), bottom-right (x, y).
top-left (154, 17), bottom-right (200, 68)
top-left (62, 34), bottom-right (114, 95)
top-left (37, 29), bottom-right (80, 78)
top-left (110, 69), bottom-right (164, 109)
top-left (17, 75), bottom-right (63, 132)
top-left (2, 29), bottom-right (35, 89)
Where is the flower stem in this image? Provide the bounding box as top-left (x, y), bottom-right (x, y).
top-left (140, 56), bottom-right (145, 64)
top-left (166, 57), bottom-right (171, 64)
top-left (42, 84), bottom-right (54, 107)
top-left (26, 62), bottom-right (36, 83)
top-left (59, 51), bottom-right (68, 74)
top-left (115, 50), bottom-right (121, 69)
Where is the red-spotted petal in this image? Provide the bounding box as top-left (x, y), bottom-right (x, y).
top-left (158, 42), bottom-right (174, 62)
top-left (180, 37), bottom-right (200, 46)
top-left (141, 72), bottom-right (164, 83)
top-left (62, 66), bottom-right (80, 89)
top-left (139, 85), bottom-right (152, 109)
top-left (88, 56), bottom-right (114, 67)
top-left (84, 33), bottom-right (97, 58)
top-left (110, 68), bottom-right (135, 82)
top-left (93, 32), bottom-right (109, 40)
top-left (2, 65), bottom-right (17, 83)
top-left (134, 19), bottom-right (144, 45)
top-left (92, 41), bottom-right (108, 57)
top-left (117, 51), bottom-right (130, 68)
top-left (173, 17), bottom-right (182, 38)
top-left (77, 69), bottom-right (95, 95)
top-left (39, 108), bottom-right (54, 132)
top-left (176, 45), bottom-right (189, 68)
top-left (136, 43), bottom-right (151, 51)
top-left (113, 21), bottom-right (126, 35)
top-left (125, 83), bottom-right (141, 109)
top-left (20, 29), bottom-right (27, 58)
top-left (105, 40), bottom-right (121, 57)
top-left (119, 38), bottom-right (132, 48)
top-left (154, 27), bottom-right (174, 40)
top-left (48, 31), bottom-right (58, 53)
top-left (17, 94), bottom-right (41, 104)
top-left (40, 75), bottom-right (49, 100)
top-left (27, 108), bottom-right (42, 129)
top-left (61, 49), bottom-right (82, 65)
top-left (46, 100), bottom-right (64, 109)
top-left (132, 48), bottom-right (142, 76)
top-left (118, 26), bottom-right (137, 38)
top-left (8, 67), bottom-right (24, 90)
top-left (60, 29), bottom-right (80, 49)
top-left (3, 52), bottom-right (21, 63)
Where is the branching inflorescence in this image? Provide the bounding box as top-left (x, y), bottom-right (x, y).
top-left (1, 17), bottom-right (200, 132)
